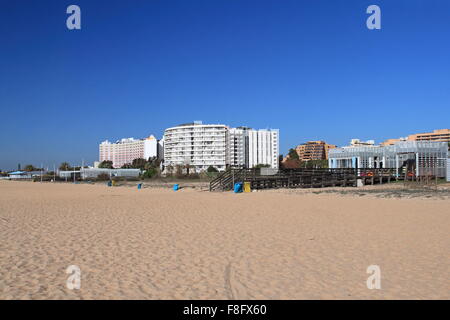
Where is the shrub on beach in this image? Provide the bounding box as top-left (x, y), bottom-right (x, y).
top-left (142, 167), bottom-right (158, 179)
top-left (206, 166), bottom-right (218, 173)
top-left (175, 165), bottom-right (184, 179)
top-left (97, 173), bottom-right (110, 181)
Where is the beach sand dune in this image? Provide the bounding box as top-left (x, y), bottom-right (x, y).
top-left (0, 181), bottom-right (448, 299)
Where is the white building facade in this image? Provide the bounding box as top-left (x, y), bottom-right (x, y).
top-left (248, 129), bottom-right (279, 169)
top-left (99, 135), bottom-right (158, 168)
top-left (163, 122), bottom-right (228, 172)
top-left (228, 127), bottom-right (279, 169)
top-left (228, 127), bottom-right (248, 167)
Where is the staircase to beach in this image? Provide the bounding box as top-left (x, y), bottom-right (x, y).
top-left (209, 168), bottom-right (247, 191)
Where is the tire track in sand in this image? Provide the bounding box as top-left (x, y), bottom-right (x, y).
top-left (225, 262), bottom-right (247, 299)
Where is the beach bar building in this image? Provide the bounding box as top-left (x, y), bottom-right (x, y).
top-left (58, 168), bottom-right (141, 180)
top-left (328, 141), bottom-right (448, 178)
top-left (80, 168), bottom-right (140, 179)
top-left (7, 171), bottom-right (32, 179)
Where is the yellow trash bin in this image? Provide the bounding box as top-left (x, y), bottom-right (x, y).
top-left (243, 182), bottom-right (251, 193)
top-left (112, 180), bottom-right (117, 187)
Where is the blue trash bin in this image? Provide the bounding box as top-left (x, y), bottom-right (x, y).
top-left (234, 182), bottom-right (243, 193)
top-left (107, 181), bottom-right (112, 187)
top-left (137, 183), bottom-right (142, 190)
top-left (173, 184), bottom-right (179, 191)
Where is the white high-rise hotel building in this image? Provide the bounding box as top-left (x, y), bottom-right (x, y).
top-left (99, 122), bottom-right (279, 172)
top-left (163, 122), bottom-right (279, 172)
top-left (163, 122), bottom-right (228, 172)
top-left (228, 127), bottom-right (279, 169)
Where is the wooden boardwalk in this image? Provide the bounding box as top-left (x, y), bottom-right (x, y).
top-left (210, 168), bottom-right (398, 192)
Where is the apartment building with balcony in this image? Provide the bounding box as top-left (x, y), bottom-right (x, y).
top-left (407, 129), bottom-right (450, 143)
top-left (381, 129), bottom-right (450, 146)
top-left (99, 135), bottom-right (159, 168)
top-left (295, 141), bottom-right (336, 161)
top-left (163, 122), bottom-right (228, 172)
top-left (164, 122), bottom-right (280, 172)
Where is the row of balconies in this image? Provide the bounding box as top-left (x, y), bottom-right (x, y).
top-left (166, 157), bottom-right (226, 160)
top-left (164, 131), bottom-right (226, 137)
top-left (164, 142), bottom-right (226, 146)
top-left (165, 155), bottom-right (226, 159)
top-left (165, 153), bottom-right (226, 157)
top-left (166, 127), bottom-right (226, 132)
top-left (166, 157), bottom-right (226, 161)
top-left (164, 138), bottom-right (226, 143)
top-left (165, 145), bottom-right (226, 149)
top-left (166, 161), bottom-right (226, 166)
top-left (165, 146), bottom-right (226, 150)
top-left (165, 132), bottom-right (226, 136)
top-left (165, 154), bottom-right (226, 159)
top-left (165, 147), bottom-right (226, 152)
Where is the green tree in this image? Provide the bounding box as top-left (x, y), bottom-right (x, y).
top-left (300, 159), bottom-right (328, 169)
top-left (146, 156), bottom-right (161, 169)
top-left (207, 166), bottom-right (218, 173)
top-left (59, 162), bottom-right (72, 171)
top-left (131, 158), bottom-right (147, 170)
top-left (24, 164), bottom-right (37, 172)
top-left (98, 160), bottom-right (114, 169)
top-left (288, 148), bottom-right (299, 160)
top-left (142, 167), bottom-right (157, 179)
top-left (121, 163), bottom-right (132, 169)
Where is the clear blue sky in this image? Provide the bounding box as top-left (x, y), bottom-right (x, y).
top-left (1, 0), bottom-right (449, 170)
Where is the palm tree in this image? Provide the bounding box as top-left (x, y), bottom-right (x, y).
top-left (24, 164), bottom-right (37, 172)
top-left (131, 158), bottom-right (147, 170)
top-left (59, 162), bottom-right (71, 171)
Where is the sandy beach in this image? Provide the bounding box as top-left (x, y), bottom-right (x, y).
top-left (0, 180), bottom-right (448, 300)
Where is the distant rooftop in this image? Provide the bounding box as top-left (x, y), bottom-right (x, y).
top-left (178, 120), bottom-right (203, 126)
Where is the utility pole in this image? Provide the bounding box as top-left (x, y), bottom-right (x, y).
top-left (41, 163), bottom-right (43, 183)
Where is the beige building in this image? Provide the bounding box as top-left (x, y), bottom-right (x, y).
top-left (407, 129), bottom-right (450, 142)
top-left (381, 138), bottom-right (406, 146)
top-left (381, 129), bottom-right (450, 146)
top-left (295, 141), bottom-right (336, 161)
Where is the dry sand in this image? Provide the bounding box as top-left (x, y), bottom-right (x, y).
top-left (0, 180), bottom-right (448, 300)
